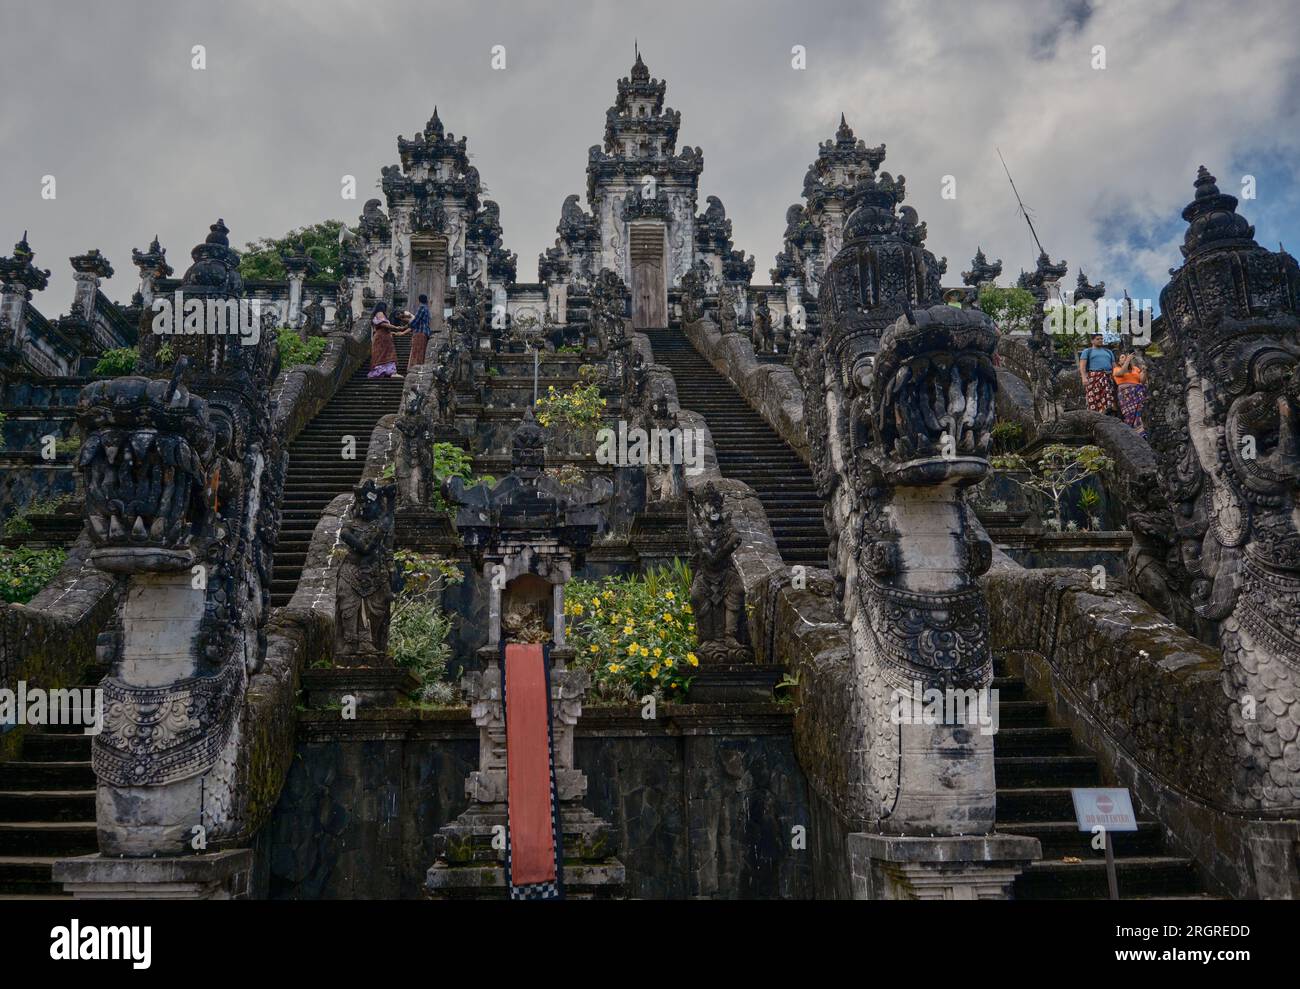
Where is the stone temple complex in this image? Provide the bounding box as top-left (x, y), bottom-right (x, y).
top-left (1, 52), bottom-right (1298, 905)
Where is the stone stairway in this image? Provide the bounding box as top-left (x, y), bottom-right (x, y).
top-left (644, 328), bottom-right (829, 569)
top-left (992, 656), bottom-right (1211, 899)
top-left (270, 334), bottom-right (410, 608)
top-left (0, 724), bottom-right (96, 899)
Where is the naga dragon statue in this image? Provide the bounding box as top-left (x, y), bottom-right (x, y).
top-left (77, 219), bottom-right (285, 856)
top-left (1147, 168), bottom-right (1300, 811)
top-left (802, 163), bottom-right (1000, 835)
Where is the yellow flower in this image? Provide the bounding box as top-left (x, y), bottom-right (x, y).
top-left (652, 647), bottom-right (662, 658)
top-left (665, 591), bottom-right (675, 600)
top-left (591, 597), bottom-right (600, 608)
top-left (589, 644), bottom-right (599, 654)
top-left (687, 652), bottom-right (699, 667)
top-left (628, 642), bottom-right (639, 654)
top-left (623, 624), bottom-right (634, 635)
top-left (607, 663), bottom-right (621, 673)
top-left (639, 645), bottom-right (650, 657)
top-left (664, 658), bottom-right (674, 668)
top-left (684, 604), bottom-right (693, 614)
top-left (650, 666), bottom-right (660, 679)
top-left (572, 604), bottom-right (584, 617)
top-left (663, 612), bottom-right (673, 622)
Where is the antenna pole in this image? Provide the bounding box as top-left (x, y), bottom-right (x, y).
top-left (997, 147), bottom-right (1048, 258)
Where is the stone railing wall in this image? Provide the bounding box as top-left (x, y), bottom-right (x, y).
top-left (983, 560), bottom-right (1300, 899)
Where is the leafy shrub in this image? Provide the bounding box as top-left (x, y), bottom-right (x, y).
top-left (3, 495), bottom-right (72, 538)
top-left (567, 559), bottom-right (698, 702)
top-left (276, 327), bottom-right (328, 369)
top-left (0, 411), bottom-right (6, 451)
top-left (0, 547), bottom-right (68, 603)
top-left (93, 347), bottom-right (138, 376)
top-left (534, 364), bottom-right (606, 432)
top-left (990, 421), bottom-right (1025, 455)
top-left (429, 442), bottom-right (494, 512)
top-left (389, 551), bottom-right (465, 704)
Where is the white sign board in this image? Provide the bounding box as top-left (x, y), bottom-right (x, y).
top-left (1070, 787), bottom-right (1137, 832)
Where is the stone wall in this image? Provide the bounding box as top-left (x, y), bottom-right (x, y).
top-left (264, 706), bottom-right (814, 899)
top-left (983, 563), bottom-right (1300, 899)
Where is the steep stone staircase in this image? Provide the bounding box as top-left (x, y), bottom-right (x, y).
top-left (992, 656), bottom-right (1211, 899)
top-left (0, 724), bottom-right (96, 899)
top-left (644, 328), bottom-right (829, 569)
top-left (270, 334), bottom-right (410, 608)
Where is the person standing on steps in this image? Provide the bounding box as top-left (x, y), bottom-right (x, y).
top-left (1113, 348), bottom-right (1148, 438)
top-left (1077, 332), bottom-right (1117, 414)
top-left (369, 301), bottom-right (409, 380)
top-left (408, 293), bottom-right (431, 369)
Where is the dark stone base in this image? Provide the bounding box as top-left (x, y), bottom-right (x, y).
top-left (425, 859), bottom-right (627, 899)
top-left (687, 664), bottom-right (782, 703)
top-left (300, 667), bottom-right (419, 708)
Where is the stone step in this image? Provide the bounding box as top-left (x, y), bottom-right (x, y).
top-left (994, 755), bottom-right (1099, 788)
top-left (999, 820), bottom-right (1166, 858)
top-left (1014, 856), bottom-right (1201, 900)
top-left (994, 786), bottom-right (1078, 822)
top-left (993, 726), bottom-right (1074, 755)
top-left (0, 790), bottom-right (96, 823)
top-left (0, 856), bottom-right (64, 896)
top-left (0, 762), bottom-right (96, 789)
top-left (20, 733), bottom-right (91, 761)
top-left (0, 821), bottom-right (98, 856)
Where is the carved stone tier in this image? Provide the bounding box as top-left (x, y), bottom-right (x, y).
top-left (686, 663), bottom-right (782, 703)
top-left (54, 849), bottom-right (253, 900)
top-left (848, 833), bottom-right (1040, 900)
top-left (299, 668), bottom-right (418, 708)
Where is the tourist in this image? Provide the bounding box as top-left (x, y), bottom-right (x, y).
top-left (1077, 333), bottom-right (1116, 414)
top-left (1113, 349), bottom-right (1148, 438)
top-left (368, 301), bottom-right (409, 379)
top-left (409, 293), bottom-right (432, 368)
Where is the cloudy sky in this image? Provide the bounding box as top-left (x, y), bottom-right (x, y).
top-left (3, 0), bottom-right (1297, 314)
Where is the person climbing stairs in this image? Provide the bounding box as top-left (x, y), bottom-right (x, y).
top-left (992, 656), bottom-right (1213, 899)
top-left (269, 334), bottom-right (410, 607)
top-left (644, 328), bottom-right (829, 569)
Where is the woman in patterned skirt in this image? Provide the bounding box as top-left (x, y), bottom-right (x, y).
top-left (1113, 350), bottom-right (1148, 438)
top-left (1077, 333), bottom-right (1117, 413)
top-left (368, 301), bottom-right (409, 379)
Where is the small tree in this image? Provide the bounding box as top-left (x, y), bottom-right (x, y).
top-left (978, 286), bottom-right (1036, 336)
top-left (991, 443), bottom-right (1114, 531)
top-left (239, 220), bottom-right (343, 282)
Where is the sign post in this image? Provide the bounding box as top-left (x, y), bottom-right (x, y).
top-left (1070, 787), bottom-right (1137, 900)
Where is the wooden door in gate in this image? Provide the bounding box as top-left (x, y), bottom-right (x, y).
top-left (630, 224), bottom-right (667, 329)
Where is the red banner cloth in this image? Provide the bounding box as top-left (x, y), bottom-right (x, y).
top-left (504, 643), bottom-right (557, 885)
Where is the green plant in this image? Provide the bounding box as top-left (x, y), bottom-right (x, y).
top-left (0, 411), bottom-right (6, 452)
top-left (276, 327), bottom-right (328, 370)
top-left (554, 344), bottom-right (584, 355)
top-left (389, 551), bottom-right (465, 704)
top-left (567, 559), bottom-right (698, 702)
top-left (1077, 486), bottom-right (1102, 530)
top-left (991, 444), bottom-right (1114, 532)
top-left (0, 546), bottom-right (67, 603)
top-left (534, 364), bottom-right (606, 433)
top-left (239, 220), bottom-right (343, 282)
top-left (53, 437), bottom-right (81, 457)
top-left (428, 442), bottom-right (494, 512)
top-left (93, 347), bottom-right (138, 376)
top-left (990, 421), bottom-right (1025, 455)
top-left (3, 495), bottom-right (72, 538)
top-left (977, 286), bottom-right (1036, 336)
top-left (156, 342), bottom-right (176, 366)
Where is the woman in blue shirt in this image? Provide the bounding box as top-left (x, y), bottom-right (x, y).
top-left (1077, 333), bottom-right (1117, 413)
top-left (408, 293), bottom-right (432, 368)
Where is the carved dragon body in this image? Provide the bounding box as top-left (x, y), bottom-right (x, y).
top-left (804, 165), bottom-right (1000, 835)
top-left (1149, 169), bottom-right (1300, 810)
